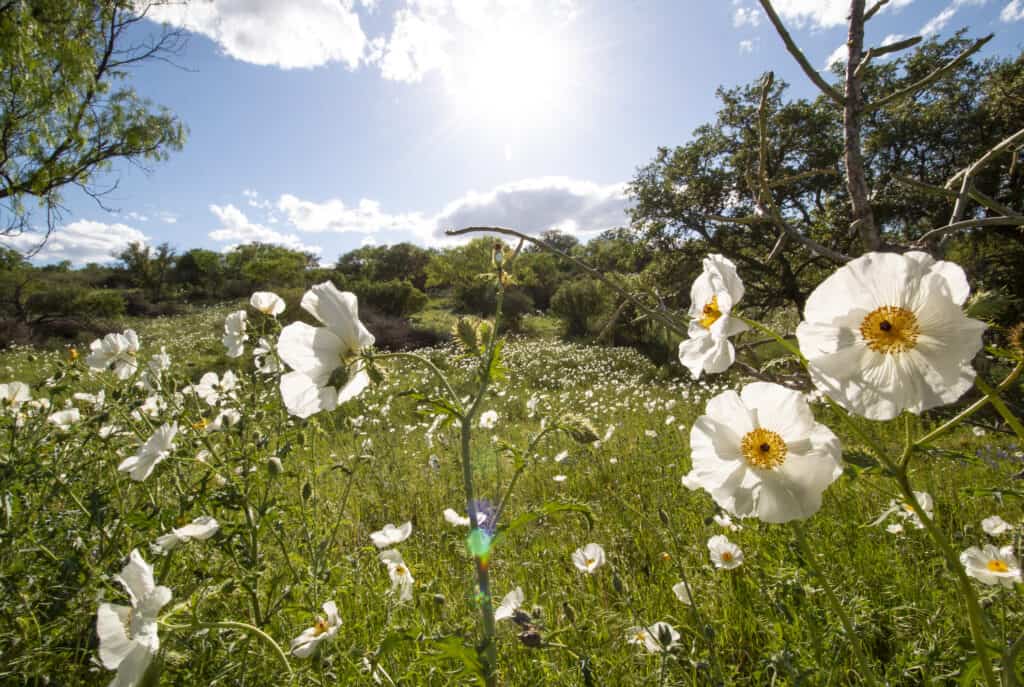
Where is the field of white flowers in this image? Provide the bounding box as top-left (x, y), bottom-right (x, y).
top-left (1, 251), bottom-right (1023, 686)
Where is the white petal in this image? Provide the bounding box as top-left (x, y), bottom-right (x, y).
top-left (97, 603), bottom-right (134, 669)
top-left (277, 323), bottom-right (343, 383)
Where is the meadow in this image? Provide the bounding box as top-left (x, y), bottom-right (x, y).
top-left (1, 278), bottom-right (1021, 686)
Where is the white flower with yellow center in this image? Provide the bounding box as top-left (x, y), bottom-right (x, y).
top-left (688, 383), bottom-right (843, 523)
top-left (151, 516), bottom-right (220, 555)
top-left (96, 549), bottom-right (171, 687)
top-left (707, 534), bottom-right (744, 569)
top-left (677, 254), bottom-right (749, 378)
top-left (627, 622), bottom-right (680, 653)
top-left (290, 601), bottom-right (341, 658)
top-left (982, 515), bottom-right (1012, 536)
top-left (118, 423), bottom-right (178, 482)
top-left (960, 544), bottom-right (1021, 588)
top-left (277, 282), bottom-right (375, 419)
top-left (796, 251), bottom-right (986, 420)
top-left (571, 543), bottom-right (606, 574)
top-left (370, 521), bottom-right (412, 549)
top-left (494, 587), bottom-right (525, 622)
top-left (86, 329), bottom-right (140, 380)
top-left (379, 549), bottom-right (414, 602)
top-left (0, 382), bottom-right (31, 412)
top-left (221, 310), bottom-right (247, 358)
top-left (250, 291), bottom-right (286, 316)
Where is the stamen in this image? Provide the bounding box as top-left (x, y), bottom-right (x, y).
top-left (860, 305), bottom-right (920, 354)
top-left (740, 428), bottom-right (787, 470)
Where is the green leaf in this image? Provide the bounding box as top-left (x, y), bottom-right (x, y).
top-left (493, 502), bottom-right (594, 548)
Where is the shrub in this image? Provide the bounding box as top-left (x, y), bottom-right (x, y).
top-left (551, 278), bottom-right (609, 337)
top-left (348, 279), bottom-right (428, 317)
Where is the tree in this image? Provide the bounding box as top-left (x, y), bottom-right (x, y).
top-left (0, 1), bottom-right (187, 248)
top-left (115, 240), bottom-right (175, 301)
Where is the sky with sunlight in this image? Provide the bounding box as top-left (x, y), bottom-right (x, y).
top-left (7, 0), bottom-right (1024, 265)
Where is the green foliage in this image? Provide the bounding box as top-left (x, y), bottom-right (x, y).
top-left (335, 242), bottom-right (434, 291)
top-left (0, 1), bottom-right (186, 238)
top-left (342, 278), bottom-right (428, 317)
top-left (550, 277), bottom-right (609, 337)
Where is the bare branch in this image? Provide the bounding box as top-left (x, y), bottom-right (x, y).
top-left (912, 217), bottom-right (1024, 246)
top-left (945, 128), bottom-right (1024, 190)
top-left (844, 0), bottom-right (880, 250)
top-left (856, 35), bottom-right (922, 77)
top-left (867, 34), bottom-right (993, 112)
top-left (863, 0), bottom-right (890, 22)
top-left (893, 175), bottom-right (1020, 217)
top-left (757, 0), bottom-right (845, 106)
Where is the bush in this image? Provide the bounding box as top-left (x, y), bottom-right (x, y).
top-left (551, 278), bottom-right (609, 337)
top-left (347, 279), bottom-right (428, 318)
top-left (123, 290), bottom-right (180, 317)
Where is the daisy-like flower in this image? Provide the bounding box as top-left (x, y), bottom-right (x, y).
top-left (627, 622), bottom-right (680, 654)
top-left (277, 282), bottom-right (375, 419)
top-left (494, 587), bottom-right (525, 622)
top-left (0, 382), bottom-right (31, 411)
top-left (982, 515), bottom-right (1012, 536)
top-left (873, 491), bottom-right (933, 530)
top-left (250, 291), bottom-right (286, 316)
top-left (960, 544), bottom-right (1021, 588)
top-left (222, 310), bottom-right (247, 358)
top-left (47, 408), bottom-right (81, 430)
top-left (118, 423), bottom-right (178, 482)
top-left (708, 534), bottom-right (743, 569)
top-left (688, 383), bottom-right (843, 523)
top-left (672, 581), bottom-right (693, 605)
top-left (86, 329), bottom-right (140, 379)
top-left (152, 516), bottom-right (220, 554)
top-left (713, 513), bottom-right (742, 531)
top-left (677, 254), bottom-right (749, 379)
top-left (479, 410), bottom-right (498, 429)
top-left (796, 251), bottom-right (986, 420)
top-left (96, 549), bottom-right (172, 687)
top-left (290, 601), bottom-right (341, 658)
top-left (572, 543), bottom-right (606, 574)
top-left (379, 549), bottom-right (414, 602)
top-left (205, 409), bottom-right (241, 433)
top-left (370, 521), bottom-right (412, 548)
top-left (191, 371), bottom-right (238, 407)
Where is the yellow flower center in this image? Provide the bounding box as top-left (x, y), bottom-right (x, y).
top-left (395, 565), bottom-right (406, 576)
top-left (585, 558), bottom-right (595, 567)
top-left (68, 347), bottom-right (79, 361)
top-left (699, 296), bottom-right (722, 329)
top-left (860, 305), bottom-right (920, 354)
top-left (312, 617), bottom-right (329, 636)
top-left (192, 419), bottom-right (208, 430)
top-left (634, 631), bottom-right (648, 643)
top-left (740, 428), bottom-right (787, 470)
top-left (721, 551), bottom-right (733, 562)
top-left (987, 559), bottom-right (1010, 573)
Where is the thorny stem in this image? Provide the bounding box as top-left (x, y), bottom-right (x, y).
top-left (792, 521), bottom-right (881, 686)
top-left (370, 351), bottom-right (464, 415)
top-left (974, 376), bottom-right (1024, 442)
top-left (166, 620), bottom-right (293, 680)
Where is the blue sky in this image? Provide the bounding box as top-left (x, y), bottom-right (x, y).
top-left (7, 0), bottom-right (1023, 265)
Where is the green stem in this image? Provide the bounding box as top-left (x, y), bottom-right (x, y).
top-left (371, 351), bottom-right (464, 414)
top-left (792, 521), bottom-right (880, 686)
top-left (734, 315), bottom-right (807, 364)
top-left (915, 361), bottom-right (1023, 448)
top-left (170, 620), bottom-right (293, 679)
top-left (975, 375), bottom-right (1024, 442)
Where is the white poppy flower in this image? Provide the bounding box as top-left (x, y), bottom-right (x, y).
top-left (86, 329), bottom-right (140, 379)
top-left (118, 423), bottom-right (178, 482)
top-left (277, 282), bottom-right (374, 419)
top-left (0, 382), bottom-right (31, 411)
top-left (960, 544), bottom-right (1021, 588)
top-left (672, 581), bottom-right (693, 605)
top-left (571, 543), bottom-right (606, 574)
top-left (47, 408), bottom-right (80, 430)
top-left (290, 601), bottom-right (341, 658)
top-left (206, 409), bottom-right (241, 433)
top-left (886, 523), bottom-right (904, 535)
top-left (370, 521), bottom-right (412, 548)
top-left (479, 410), bottom-right (498, 429)
top-left (627, 622), bottom-right (680, 653)
top-left (96, 549), bottom-right (171, 686)
top-left (708, 534), bottom-right (743, 569)
top-left (151, 516), bottom-right (220, 554)
top-left (222, 310), bottom-right (247, 358)
top-left (678, 254), bottom-right (749, 378)
top-left (443, 508), bottom-right (486, 528)
top-left (253, 338), bottom-right (281, 374)
top-left (873, 491), bottom-right (933, 530)
top-left (982, 515), bottom-right (1012, 536)
top-left (494, 587), bottom-right (525, 622)
top-left (191, 371), bottom-right (238, 407)
top-left (688, 383), bottom-right (843, 523)
top-left (250, 291), bottom-right (286, 316)
top-left (713, 513), bottom-right (742, 532)
top-left (379, 549), bottom-right (414, 602)
top-left (796, 251), bottom-right (986, 420)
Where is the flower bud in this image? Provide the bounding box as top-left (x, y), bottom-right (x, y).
top-left (267, 456), bottom-right (284, 475)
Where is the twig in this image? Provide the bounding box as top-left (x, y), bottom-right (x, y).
top-left (945, 128), bottom-right (1024, 190)
top-left (757, 0), bottom-right (844, 106)
top-left (893, 175), bottom-right (1021, 218)
top-left (856, 36), bottom-right (922, 78)
top-left (863, 0), bottom-right (890, 22)
top-left (911, 216), bottom-right (1024, 246)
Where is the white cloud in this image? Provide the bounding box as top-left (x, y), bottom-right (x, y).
top-left (881, 33), bottom-right (907, 46)
top-left (921, 0), bottom-right (989, 35)
top-left (771, 0), bottom-right (915, 28)
top-left (276, 194), bottom-right (430, 235)
top-left (208, 204), bottom-right (320, 254)
top-left (431, 177), bottom-right (629, 242)
top-left (145, 0), bottom-right (367, 70)
top-left (824, 42), bottom-right (847, 68)
top-left (3, 220), bottom-right (149, 265)
top-left (157, 211), bottom-right (178, 224)
top-left (377, 6), bottom-right (452, 82)
top-left (733, 6), bottom-right (762, 27)
top-left (739, 39), bottom-right (755, 54)
top-left (124, 211), bottom-right (149, 222)
top-left (1002, 0), bottom-right (1024, 20)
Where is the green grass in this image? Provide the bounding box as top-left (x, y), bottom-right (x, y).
top-left (0, 305), bottom-right (1021, 686)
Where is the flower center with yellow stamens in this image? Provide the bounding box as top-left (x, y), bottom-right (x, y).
top-left (312, 617), bottom-right (329, 636)
top-left (634, 631), bottom-right (648, 643)
top-left (860, 305), bottom-right (920, 354)
top-left (192, 419), bottom-right (208, 431)
top-left (721, 552), bottom-right (733, 562)
top-left (987, 559), bottom-right (1010, 573)
top-left (740, 427), bottom-right (787, 470)
top-left (585, 558), bottom-right (595, 567)
top-left (395, 565), bottom-right (406, 576)
top-left (699, 296), bottom-right (722, 329)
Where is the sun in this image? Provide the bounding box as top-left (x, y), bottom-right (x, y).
top-left (445, 17), bottom-right (577, 127)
